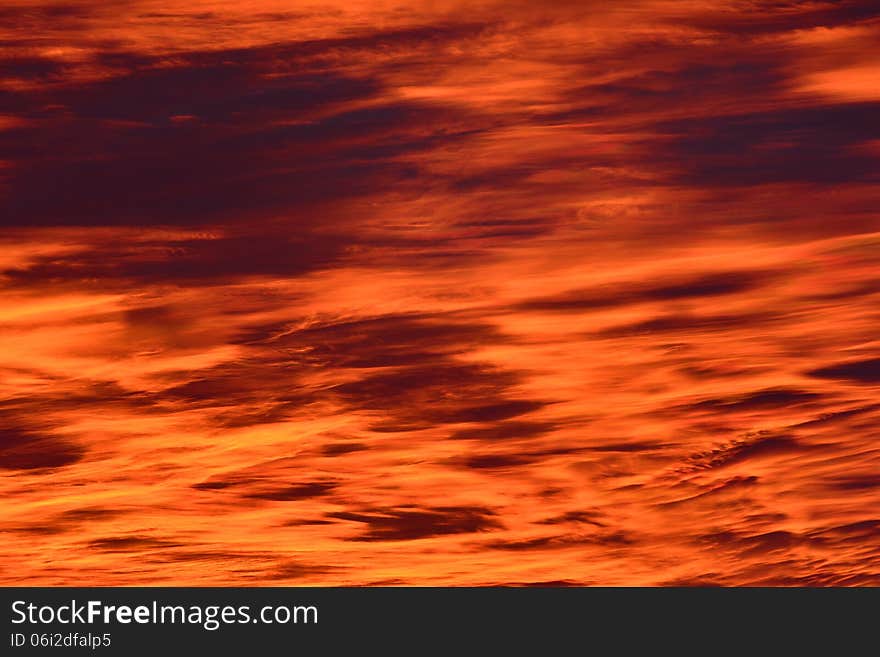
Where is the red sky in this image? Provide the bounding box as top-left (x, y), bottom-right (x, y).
top-left (1, 0), bottom-right (879, 585)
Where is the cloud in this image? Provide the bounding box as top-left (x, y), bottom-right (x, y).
top-left (320, 442), bottom-right (368, 456)
top-left (237, 314), bottom-right (504, 367)
top-left (448, 420), bottom-right (556, 440)
top-left (245, 482), bottom-right (337, 501)
top-left (517, 270), bottom-right (776, 313)
top-left (597, 311), bottom-right (777, 338)
top-left (680, 1), bottom-right (880, 36)
top-left (807, 357), bottom-right (880, 383)
top-left (484, 529), bottom-right (632, 551)
top-left (2, 233), bottom-right (349, 287)
top-left (329, 505), bottom-right (501, 541)
top-left (697, 529), bottom-right (804, 556)
top-left (0, 426), bottom-right (84, 470)
top-left (332, 363), bottom-right (547, 429)
top-left (680, 388), bottom-right (823, 413)
top-left (0, 22), bottom-right (495, 232)
top-left (87, 536), bottom-right (182, 551)
top-left (457, 445), bottom-right (581, 470)
top-left (684, 433), bottom-right (805, 471)
top-left (654, 102), bottom-right (880, 186)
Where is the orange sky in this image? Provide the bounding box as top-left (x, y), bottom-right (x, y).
top-left (1, 0), bottom-right (879, 585)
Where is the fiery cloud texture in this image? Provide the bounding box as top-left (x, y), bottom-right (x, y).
top-left (1, 0), bottom-right (879, 586)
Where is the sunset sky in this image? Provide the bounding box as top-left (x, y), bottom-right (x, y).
top-left (1, 0), bottom-right (879, 585)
